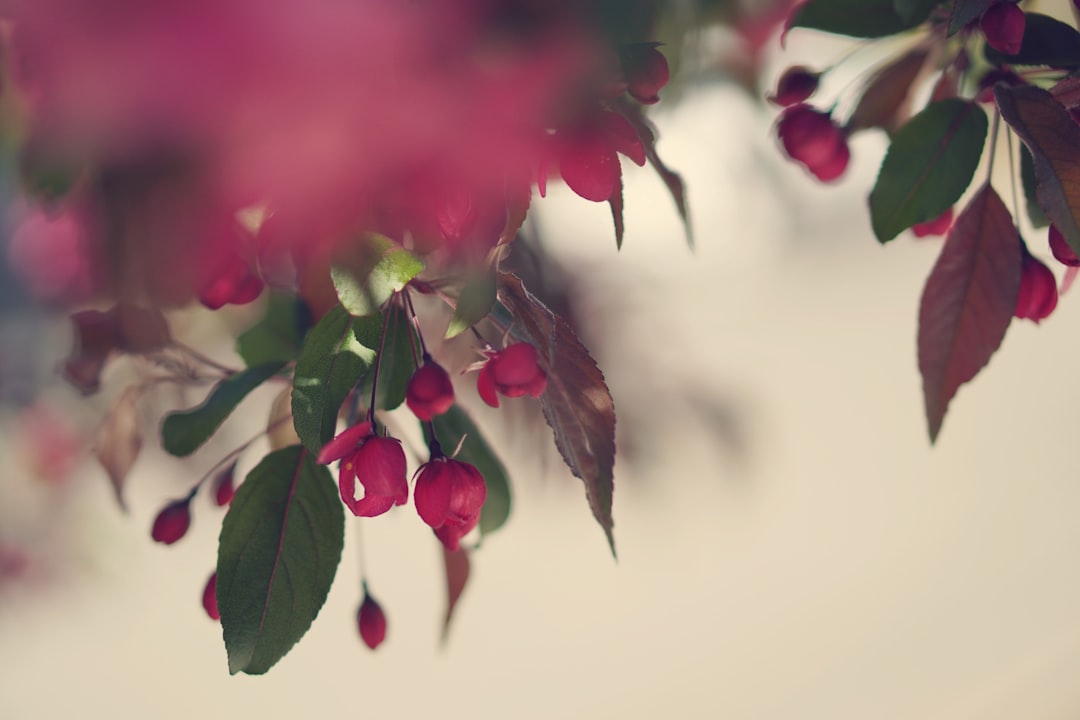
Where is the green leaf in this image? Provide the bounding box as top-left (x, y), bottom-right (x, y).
top-left (869, 100), bottom-right (987, 243)
top-left (498, 273), bottom-right (617, 557)
top-left (445, 274), bottom-right (497, 339)
top-left (947, 0), bottom-right (992, 35)
top-left (790, 0), bottom-right (925, 38)
top-left (984, 14), bottom-right (1080, 68)
top-left (331, 235), bottom-right (425, 317)
top-left (360, 303), bottom-right (415, 412)
top-left (161, 362), bottom-right (285, 457)
top-left (218, 446), bottom-right (344, 675)
top-left (996, 83), bottom-right (1080, 257)
top-left (608, 174), bottom-right (625, 250)
top-left (432, 405), bottom-right (512, 537)
top-left (236, 293), bottom-right (311, 368)
top-left (1021, 145), bottom-right (1050, 229)
top-left (291, 305), bottom-right (378, 454)
top-left (893, 0), bottom-right (942, 24)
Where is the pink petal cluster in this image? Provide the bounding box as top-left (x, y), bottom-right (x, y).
top-left (477, 342), bottom-right (548, 408)
top-left (1015, 246), bottom-right (1058, 323)
top-left (981, 2), bottom-right (1026, 56)
top-left (414, 458), bottom-right (487, 551)
top-left (776, 104), bottom-right (850, 183)
top-left (406, 361), bottom-right (456, 421)
top-left (318, 422), bottom-right (408, 517)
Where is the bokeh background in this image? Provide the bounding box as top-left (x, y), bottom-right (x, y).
top-left (5, 4), bottom-right (1080, 719)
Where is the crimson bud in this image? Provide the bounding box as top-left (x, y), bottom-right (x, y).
top-left (776, 104), bottom-right (850, 183)
top-left (982, 2), bottom-right (1025, 56)
top-left (768, 66), bottom-right (821, 107)
top-left (202, 572), bottom-right (220, 620)
top-left (212, 462), bottom-right (237, 506)
top-left (151, 498), bottom-right (192, 545)
top-left (357, 591), bottom-right (387, 650)
top-left (912, 207), bottom-right (954, 238)
top-left (1015, 245), bottom-right (1058, 323)
top-left (406, 359), bottom-right (455, 421)
top-left (1049, 225), bottom-right (1080, 267)
top-left (620, 44), bottom-right (669, 105)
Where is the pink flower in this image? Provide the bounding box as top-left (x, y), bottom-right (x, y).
top-left (476, 342), bottom-right (548, 408)
top-left (405, 360), bottom-right (455, 421)
top-left (414, 457), bottom-right (486, 551)
top-left (318, 422), bottom-right (408, 517)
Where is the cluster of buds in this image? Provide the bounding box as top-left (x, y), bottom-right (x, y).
top-left (769, 65), bottom-right (848, 183)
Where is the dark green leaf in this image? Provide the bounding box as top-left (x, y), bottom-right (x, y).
top-left (291, 305), bottom-right (377, 454)
top-left (498, 273), bottom-right (616, 557)
top-left (445, 274), bottom-right (497, 339)
top-left (996, 83), bottom-right (1080, 256)
top-left (947, 0), bottom-right (992, 35)
top-left (161, 362), bottom-right (285, 457)
top-left (331, 234), bottom-right (424, 317)
top-left (360, 303), bottom-right (415, 412)
top-left (236, 294), bottom-right (311, 368)
top-left (893, 0), bottom-right (942, 25)
top-left (1021, 145), bottom-right (1050, 228)
top-left (432, 405), bottom-right (512, 537)
top-left (218, 446), bottom-right (344, 675)
top-left (985, 14), bottom-right (1080, 68)
top-left (870, 100), bottom-right (987, 243)
top-left (791, 0), bottom-right (924, 38)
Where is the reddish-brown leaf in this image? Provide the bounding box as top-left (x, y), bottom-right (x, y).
top-left (497, 273), bottom-right (617, 556)
top-left (441, 546), bottom-right (470, 643)
top-left (995, 84), bottom-right (1080, 257)
top-left (94, 384), bottom-right (144, 511)
top-left (608, 174), bottom-right (625, 250)
top-left (847, 46), bottom-right (931, 135)
top-left (918, 185), bottom-right (1021, 443)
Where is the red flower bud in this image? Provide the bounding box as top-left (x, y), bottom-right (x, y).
top-left (357, 591), bottom-right (387, 650)
top-left (621, 44), bottom-right (669, 105)
top-left (406, 360), bottom-right (455, 421)
top-left (199, 254), bottom-right (264, 310)
top-left (212, 462), bottom-right (237, 507)
top-left (476, 343), bottom-right (547, 408)
top-left (768, 66), bottom-right (821, 107)
top-left (982, 2), bottom-right (1025, 56)
top-left (912, 207), bottom-right (954, 238)
top-left (776, 104), bottom-right (849, 183)
top-left (414, 457), bottom-right (486, 551)
top-left (1015, 246), bottom-right (1058, 323)
top-left (151, 498), bottom-right (192, 545)
top-left (202, 572), bottom-right (220, 620)
top-left (1049, 225), bottom-right (1080, 266)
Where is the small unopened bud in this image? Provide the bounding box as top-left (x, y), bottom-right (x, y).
top-left (912, 207), bottom-right (954, 238)
top-left (982, 2), bottom-right (1026, 56)
top-left (776, 104), bottom-right (850, 183)
top-left (202, 572), bottom-right (220, 620)
top-left (1015, 246), bottom-right (1058, 323)
top-left (406, 360), bottom-right (455, 421)
top-left (151, 498), bottom-right (192, 545)
top-left (768, 66), bottom-right (821, 107)
top-left (357, 592), bottom-right (387, 650)
top-left (212, 463), bottom-right (237, 507)
top-left (620, 44), bottom-right (669, 105)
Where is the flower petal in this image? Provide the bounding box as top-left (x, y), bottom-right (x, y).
top-left (317, 421), bottom-right (372, 464)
